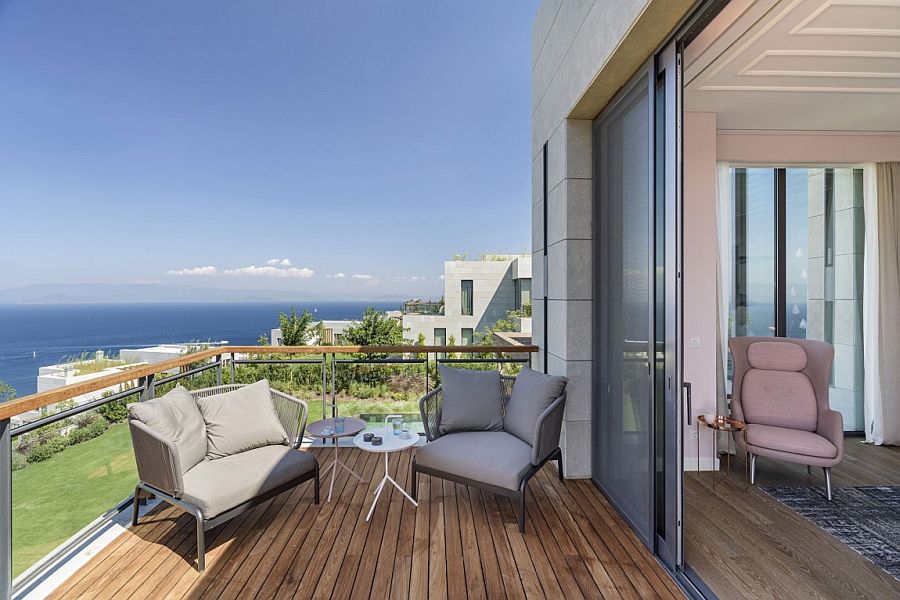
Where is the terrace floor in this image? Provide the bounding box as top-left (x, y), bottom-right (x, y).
top-left (46, 447), bottom-right (684, 599)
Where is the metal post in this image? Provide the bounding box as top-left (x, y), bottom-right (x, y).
top-left (321, 356), bottom-right (327, 425)
top-left (140, 374), bottom-right (155, 402)
top-left (425, 353), bottom-right (430, 392)
top-left (230, 353), bottom-right (236, 384)
top-left (1, 418), bottom-right (12, 600)
top-left (215, 354), bottom-right (223, 387)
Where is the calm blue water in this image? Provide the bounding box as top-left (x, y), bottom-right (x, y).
top-left (0, 302), bottom-right (398, 397)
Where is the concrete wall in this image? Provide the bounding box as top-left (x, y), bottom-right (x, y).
top-left (531, 0), bottom-right (693, 478)
top-left (403, 257), bottom-right (530, 345)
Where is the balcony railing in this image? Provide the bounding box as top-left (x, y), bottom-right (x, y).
top-left (401, 300), bottom-right (444, 315)
top-left (0, 344), bottom-right (536, 598)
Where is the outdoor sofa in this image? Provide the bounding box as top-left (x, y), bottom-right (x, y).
top-left (128, 379), bottom-right (319, 571)
top-left (412, 365), bottom-right (567, 533)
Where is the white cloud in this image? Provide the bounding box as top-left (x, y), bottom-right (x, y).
top-left (439, 274), bottom-right (445, 280)
top-left (167, 266), bottom-right (217, 276)
top-left (222, 265), bottom-right (314, 278)
top-left (394, 275), bottom-right (427, 282)
top-left (352, 273), bottom-right (373, 280)
top-left (266, 258), bottom-right (292, 266)
top-left (327, 272), bottom-right (346, 279)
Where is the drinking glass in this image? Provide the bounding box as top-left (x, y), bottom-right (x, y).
top-left (335, 416), bottom-right (346, 434)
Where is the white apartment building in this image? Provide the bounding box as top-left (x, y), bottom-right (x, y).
top-left (402, 255), bottom-right (532, 346)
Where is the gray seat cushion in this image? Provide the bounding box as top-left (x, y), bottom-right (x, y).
top-left (437, 366), bottom-right (503, 435)
top-left (195, 379), bottom-right (289, 460)
top-left (128, 386), bottom-right (207, 474)
top-left (415, 431), bottom-right (532, 491)
top-left (181, 445), bottom-right (316, 518)
top-left (504, 367), bottom-right (567, 447)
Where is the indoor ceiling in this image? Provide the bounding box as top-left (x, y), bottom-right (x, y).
top-left (684, 0), bottom-right (900, 132)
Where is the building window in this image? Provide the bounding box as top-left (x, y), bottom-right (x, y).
top-left (729, 167), bottom-right (865, 427)
top-left (461, 280), bottom-right (473, 316)
top-left (461, 328), bottom-right (473, 347)
top-left (515, 278), bottom-right (532, 313)
top-left (434, 327), bottom-right (447, 360)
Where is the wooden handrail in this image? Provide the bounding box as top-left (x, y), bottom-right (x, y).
top-left (0, 345), bottom-right (538, 421)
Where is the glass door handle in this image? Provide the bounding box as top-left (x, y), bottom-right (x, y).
top-left (683, 381), bottom-right (692, 425)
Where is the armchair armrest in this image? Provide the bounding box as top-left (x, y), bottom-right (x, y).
top-left (531, 391), bottom-right (567, 465)
top-left (129, 419), bottom-right (184, 497)
top-left (818, 409), bottom-right (844, 459)
top-left (419, 387), bottom-right (444, 442)
top-left (270, 389), bottom-right (309, 449)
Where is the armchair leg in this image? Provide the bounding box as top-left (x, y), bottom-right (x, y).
top-left (195, 514), bottom-right (206, 572)
top-left (518, 482), bottom-right (527, 534)
top-left (824, 467), bottom-right (833, 501)
top-left (411, 463), bottom-right (418, 501)
top-left (556, 449), bottom-right (564, 481)
top-left (131, 485), bottom-right (141, 527)
top-left (314, 462), bottom-right (320, 505)
top-left (749, 453), bottom-right (757, 485)
top-left (807, 465), bottom-right (812, 475)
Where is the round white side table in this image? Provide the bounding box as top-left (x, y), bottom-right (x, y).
top-left (353, 429), bottom-right (419, 521)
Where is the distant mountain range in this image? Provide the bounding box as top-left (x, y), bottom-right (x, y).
top-left (0, 283), bottom-right (413, 304)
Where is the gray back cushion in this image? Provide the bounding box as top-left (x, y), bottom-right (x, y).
top-left (438, 365), bottom-right (503, 435)
top-left (128, 385), bottom-right (207, 474)
top-left (504, 367), bottom-right (567, 446)
top-left (195, 379), bottom-right (289, 460)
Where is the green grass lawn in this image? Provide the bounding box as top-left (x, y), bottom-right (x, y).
top-left (12, 423), bottom-right (137, 577)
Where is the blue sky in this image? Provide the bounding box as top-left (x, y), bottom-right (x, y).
top-left (0, 1), bottom-right (537, 300)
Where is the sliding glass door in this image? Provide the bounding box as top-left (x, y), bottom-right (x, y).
top-left (592, 45), bottom-right (681, 564)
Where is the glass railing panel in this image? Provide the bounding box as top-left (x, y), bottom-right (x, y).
top-left (11, 401), bottom-right (139, 578)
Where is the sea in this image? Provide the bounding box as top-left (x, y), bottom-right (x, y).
top-left (0, 302), bottom-right (399, 397)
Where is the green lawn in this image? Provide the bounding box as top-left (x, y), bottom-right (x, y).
top-left (12, 423), bottom-right (137, 577)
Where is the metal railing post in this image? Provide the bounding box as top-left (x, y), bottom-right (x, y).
top-left (1, 418), bottom-right (12, 600)
top-left (425, 353), bottom-right (430, 392)
top-left (230, 353), bottom-right (236, 385)
top-left (215, 354), bottom-right (223, 387)
top-left (321, 355), bottom-right (327, 425)
top-left (140, 374), bottom-right (155, 402)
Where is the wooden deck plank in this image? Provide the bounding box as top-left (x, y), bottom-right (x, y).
top-left (48, 449), bottom-right (685, 600)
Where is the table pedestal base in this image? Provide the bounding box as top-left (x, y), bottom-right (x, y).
top-left (366, 452), bottom-right (417, 521)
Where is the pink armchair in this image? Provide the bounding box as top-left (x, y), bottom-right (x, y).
top-left (729, 337), bottom-right (843, 500)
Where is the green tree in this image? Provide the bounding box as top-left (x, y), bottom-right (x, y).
top-left (342, 308), bottom-right (405, 350)
top-left (0, 380), bottom-right (15, 404)
top-left (279, 307), bottom-right (314, 346)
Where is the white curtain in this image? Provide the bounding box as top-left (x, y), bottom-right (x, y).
top-left (865, 162), bottom-right (900, 445)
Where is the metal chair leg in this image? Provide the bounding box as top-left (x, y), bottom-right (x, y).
top-left (749, 453), bottom-right (757, 485)
top-left (518, 483), bottom-right (527, 534)
top-left (556, 449), bottom-right (564, 481)
top-left (824, 467), bottom-right (833, 501)
top-left (411, 466), bottom-right (418, 501)
top-left (314, 462), bottom-right (321, 505)
top-left (131, 486), bottom-right (141, 526)
top-left (195, 514), bottom-right (206, 572)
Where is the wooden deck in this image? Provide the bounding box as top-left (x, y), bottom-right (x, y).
top-left (47, 447), bottom-right (684, 599)
top-left (685, 438), bottom-right (900, 600)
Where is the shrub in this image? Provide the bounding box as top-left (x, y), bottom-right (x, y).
top-left (11, 452), bottom-right (27, 471)
top-left (98, 398), bottom-right (130, 423)
top-left (68, 419), bottom-right (109, 445)
top-left (27, 444), bottom-right (57, 463)
top-left (47, 436), bottom-right (69, 453)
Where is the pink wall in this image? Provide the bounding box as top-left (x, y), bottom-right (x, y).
top-left (683, 112), bottom-right (719, 470)
top-left (717, 131), bottom-right (900, 164)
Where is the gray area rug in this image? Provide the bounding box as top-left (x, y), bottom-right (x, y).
top-left (760, 485), bottom-right (900, 581)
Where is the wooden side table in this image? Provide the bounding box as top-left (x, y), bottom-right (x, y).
top-left (698, 415), bottom-right (746, 488)
top-left (308, 417), bottom-right (367, 502)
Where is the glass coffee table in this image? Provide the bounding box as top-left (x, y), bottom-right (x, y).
top-left (308, 417), bottom-right (367, 502)
top-left (353, 428), bottom-right (419, 521)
